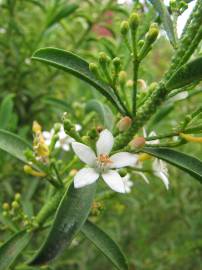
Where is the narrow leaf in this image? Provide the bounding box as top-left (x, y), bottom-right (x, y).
top-left (149, 0), bottom-right (177, 47)
top-left (0, 129), bottom-right (31, 163)
top-left (143, 147), bottom-right (202, 183)
top-left (46, 4), bottom-right (78, 29)
top-left (0, 231), bottom-right (31, 270)
top-left (82, 221), bottom-right (128, 270)
top-left (32, 48), bottom-right (126, 114)
top-left (86, 100), bottom-right (114, 130)
top-left (166, 57), bottom-right (202, 90)
top-left (0, 94), bottom-right (14, 129)
top-left (30, 183), bottom-right (96, 265)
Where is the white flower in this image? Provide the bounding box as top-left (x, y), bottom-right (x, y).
top-left (72, 129), bottom-right (138, 193)
top-left (145, 129), bottom-right (170, 189)
top-left (43, 125), bottom-right (81, 152)
top-left (122, 174), bottom-right (133, 193)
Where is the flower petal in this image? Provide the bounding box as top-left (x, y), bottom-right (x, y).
top-left (102, 170), bottom-right (126, 193)
top-left (153, 159), bottom-right (169, 189)
top-left (96, 129), bottom-right (114, 155)
top-left (72, 142), bottom-right (96, 166)
top-left (110, 152), bottom-right (138, 168)
top-left (74, 168), bottom-right (99, 188)
top-left (134, 171), bottom-right (149, 184)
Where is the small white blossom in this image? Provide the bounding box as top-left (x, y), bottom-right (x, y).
top-left (145, 129), bottom-right (170, 189)
top-left (122, 174), bottom-right (133, 193)
top-left (43, 125), bottom-right (81, 152)
top-left (0, 28), bottom-right (6, 34)
top-left (72, 129), bottom-right (138, 193)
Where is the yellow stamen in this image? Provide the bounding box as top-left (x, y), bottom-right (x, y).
top-left (180, 133), bottom-right (202, 143)
top-left (97, 154), bottom-right (112, 165)
top-left (138, 153), bottom-right (151, 161)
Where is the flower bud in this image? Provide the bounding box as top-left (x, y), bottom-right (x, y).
top-left (129, 13), bottom-right (139, 31)
top-left (15, 193), bottom-right (21, 201)
top-left (112, 57), bottom-right (121, 72)
top-left (138, 39), bottom-right (144, 48)
top-left (69, 169), bottom-right (78, 177)
top-left (138, 79), bottom-right (147, 91)
top-left (54, 123), bottom-right (61, 133)
top-left (146, 24), bottom-right (159, 44)
top-left (32, 121), bottom-right (42, 134)
top-left (117, 116), bottom-right (132, 132)
top-left (118, 71), bottom-right (127, 85)
top-left (2, 203), bottom-right (10, 210)
top-left (89, 63), bottom-right (99, 77)
top-left (98, 52), bottom-right (110, 65)
top-left (12, 201), bottom-right (20, 210)
top-left (120, 20), bottom-right (129, 35)
top-left (129, 136), bottom-right (145, 150)
top-left (126, 79), bottom-right (133, 88)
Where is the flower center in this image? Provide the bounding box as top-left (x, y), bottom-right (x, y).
top-left (96, 154), bottom-right (112, 171)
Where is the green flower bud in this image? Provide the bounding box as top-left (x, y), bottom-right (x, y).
top-left (129, 13), bottom-right (139, 31)
top-left (54, 123), bottom-right (61, 133)
top-left (98, 52), bottom-right (110, 65)
top-left (146, 24), bottom-right (159, 44)
top-left (12, 201), bottom-right (20, 210)
top-left (118, 71), bottom-right (127, 85)
top-left (138, 40), bottom-right (144, 48)
top-left (2, 203), bottom-right (10, 210)
top-left (3, 211), bottom-right (8, 217)
top-left (14, 193), bottom-right (21, 201)
top-left (89, 63), bottom-right (99, 74)
top-left (112, 57), bottom-right (121, 72)
top-left (120, 20), bottom-right (129, 35)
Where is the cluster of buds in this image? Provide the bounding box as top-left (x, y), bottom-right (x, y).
top-left (120, 13), bottom-right (159, 60)
top-left (90, 201), bottom-right (104, 217)
top-left (32, 121), bottom-right (49, 163)
top-left (2, 193), bottom-right (38, 232)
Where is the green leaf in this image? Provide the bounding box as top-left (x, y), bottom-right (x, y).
top-left (86, 100), bottom-right (114, 131)
top-left (32, 48), bottom-right (126, 114)
top-left (46, 4), bottom-right (78, 29)
top-left (149, 0), bottom-right (177, 47)
top-left (30, 183), bottom-right (96, 265)
top-left (143, 147), bottom-right (202, 183)
top-left (0, 129), bottom-right (31, 163)
top-left (0, 94), bottom-right (14, 129)
top-left (0, 231), bottom-right (31, 270)
top-left (82, 221), bottom-right (128, 270)
top-left (166, 57), bottom-right (202, 90)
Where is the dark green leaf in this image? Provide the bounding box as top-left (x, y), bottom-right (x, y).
top-left (32, 48), bottom-right (126, 114)
top-left (30, 183), bottom-right (96, 265)
top-left (143, 147), bottom-right (202, 183)
top-left (86, 100), bottom-right (114, 130)
top-left (0, 231), bottom-right (31, 270)
top-left (0, 129), bottom-right (31, 163)
top-left (166, 57), bottom-right (202, 90)
top-left (0, 94), bottom-right (14, 129)
top-left (82, 221), bottom-right (128, 270)
top-left (149, 0), bottom-right (177, 47)
top-left (46, 4), bottom-right (78, 29)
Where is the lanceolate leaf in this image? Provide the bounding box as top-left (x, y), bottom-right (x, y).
top-left (0, 231), bottom-right (31, 270)
top-left (30, 183), bottom-right (96, 265)
top-left (149, 0), bottom-right (177, 47)
top-left (46, 4), bottom-right (78, 29)
top-left (143, 147), bottom-right (202, 183)
top-left (82, 221), bottom-right (128, 270)
top-left (0, 129), bottom-right (31, 163)
top-left (166, 57), bottom-right (202, 90)
top-left (0, 94), bottom-right (14, 129)
top-left (32, 48), bottom-right (126, 114)
top-left (86, 100), bottom-right (115, 131)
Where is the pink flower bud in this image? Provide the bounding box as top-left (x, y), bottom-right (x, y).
top-left (117, 116), bottom-right (132, 132)
top-left (129, 136), bottom-right (145, 149)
